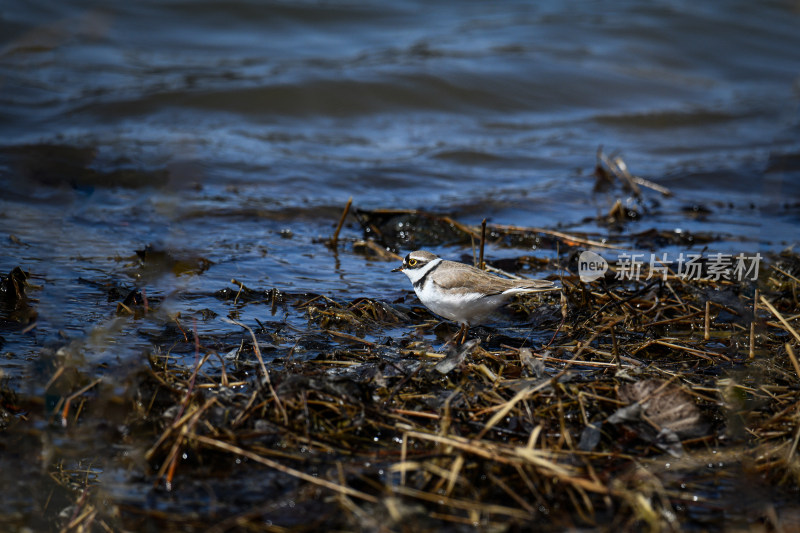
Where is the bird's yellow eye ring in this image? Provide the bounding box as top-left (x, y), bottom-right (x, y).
top-left (408, 258), bottom-right (418, 267)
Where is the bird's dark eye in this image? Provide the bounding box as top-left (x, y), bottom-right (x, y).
top-left (408, 258), bottom-right (418, 267)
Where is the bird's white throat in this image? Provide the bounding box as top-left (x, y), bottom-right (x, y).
top-left (401, 257), bottom-right (442, 287)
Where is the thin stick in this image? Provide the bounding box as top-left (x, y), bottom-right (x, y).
top-left (750, 289), bottom-right (758, 359)
top-left (540, 291), bottom-right (567, 350)
top-left (787, 423), bottom-right (800, 465)
top-left (391, 485), bottom-right (532, 519)
top-left (223, 317), bottom-right (287, 424)
top-left (174, 319), bottom-right (203, 423)
top-left (704, 300), bottom-right (710, 341)
top-left (475, 380), bottom-right (551, 440)
top-left (653, 340), bottom-right (731, 362)
top-left (611, 325), bottom-right (620, 367)
top-left (326, 330), bottom-right (375, 347)
top-left (759, 295), bottom-right (800, 344)
top-left (786, 343), bottom-right (800, 380)
top-left (193, 434), bottom-right (378, 503)
top-left (598, 150), bottom-right (641, 197)
top-left (493, 221), bottom-right (611, 248)
top-left (471, 234), bottom-right (476, 266)
top-left (329, 196), bottom-right (353, 249)
top-left (400, 432), bottom-right (408, 486)
top-left (44, 366), bottom-right (65, 392)
top-left (487, 472), bottom-right (536, 514)
top-left (231, 278), bottom-right (245, 306)
top-left (631, 175), bottom-right (672, 197)
top-left (771, 264), bottom-right (800, 285)
top-left (60, 378), bottom-right (102, 427)
top-left (479, 218), bottom-right (487, 270)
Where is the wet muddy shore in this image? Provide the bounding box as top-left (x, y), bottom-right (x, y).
top-left (2, 164), bottom-right (800, 530)
top-left (2, 1), bottom-right (800, 530)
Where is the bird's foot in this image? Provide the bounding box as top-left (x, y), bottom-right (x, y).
top-left (440, 323), bottom-right (469, 350)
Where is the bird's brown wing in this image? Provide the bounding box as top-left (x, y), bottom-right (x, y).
top-left (432, 261), bottom-right (554, 295)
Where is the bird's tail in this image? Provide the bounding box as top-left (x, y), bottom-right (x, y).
top-left (505, 279), bottom-right (559, 295)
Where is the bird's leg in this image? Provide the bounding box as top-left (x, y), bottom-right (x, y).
top-left (456, 323), bottom-right (469, 345)
top-left (442, 323), bottom-right (468, 350)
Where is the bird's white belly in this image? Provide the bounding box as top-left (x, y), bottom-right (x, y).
top-left (415, 284), bottom-right (509, 326)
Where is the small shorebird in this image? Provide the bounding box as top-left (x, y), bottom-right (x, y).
top-left (393, 250), bottom-right (558, 343)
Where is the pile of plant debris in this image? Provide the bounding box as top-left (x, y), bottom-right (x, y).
top-left (2, 201), bottom-right (799, 532)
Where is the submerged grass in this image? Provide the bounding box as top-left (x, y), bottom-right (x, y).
top-left (2, 185), bottom-right (800, 531)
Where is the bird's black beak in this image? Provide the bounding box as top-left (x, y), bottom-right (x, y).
top-left (391, 266), bottom-right (403, 272)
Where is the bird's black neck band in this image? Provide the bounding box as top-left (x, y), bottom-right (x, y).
top-left (413, 260), bottom-right (442, 291)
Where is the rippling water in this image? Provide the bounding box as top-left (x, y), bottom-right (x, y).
top-left (1, 1), bottom-right (799, 370)
top-left (1, 1), bottom-right (800, 528)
